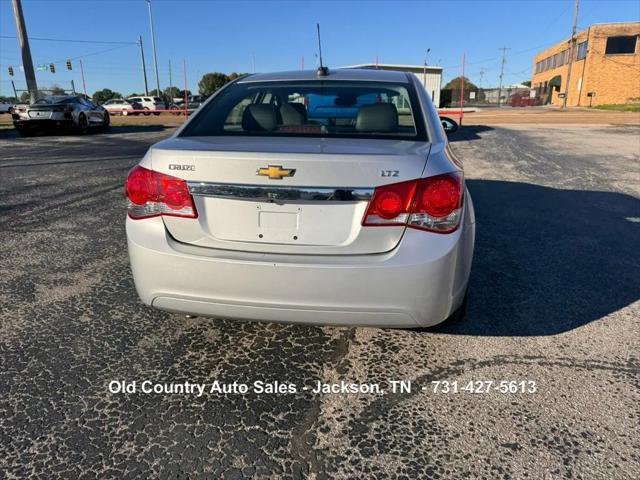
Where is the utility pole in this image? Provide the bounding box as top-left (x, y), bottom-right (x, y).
top-left (146, 0), bottom-right (160, 95)
top-left (11, 0), bottom-right (38, 103)
top-left (479, 68), bottom-right (486, 89)
top-left (79, 59), bottom-right (87, 96)
top-left (168, 59), bottom-right (173, 98)
top-left (497, 46), bottom-right (510, 107)
top-left (137, 35), bottom-right (149, 95)
top-left (563, 0), bottom-right (580, 108)
top-left (70, 79), bottom-right (76, 95)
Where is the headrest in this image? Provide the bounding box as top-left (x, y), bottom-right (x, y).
top-left (355, 103), bottom-right (398, 133)
top-left (280, 103), bottom-right (307, 126)
top-left (242, 104), bottom-right (278, 131)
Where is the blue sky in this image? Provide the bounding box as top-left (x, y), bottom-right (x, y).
top-left (1, 0), bottom-right (638, 97)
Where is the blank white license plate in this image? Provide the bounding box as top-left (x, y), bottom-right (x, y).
top-left (29, 111), bottom-right (51, 119)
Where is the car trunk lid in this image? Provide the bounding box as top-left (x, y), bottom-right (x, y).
top-left (153, 136), bottom-right (430, 255)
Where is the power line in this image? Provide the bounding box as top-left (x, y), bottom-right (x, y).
top-left (0, 35), bottom-right (136, 45)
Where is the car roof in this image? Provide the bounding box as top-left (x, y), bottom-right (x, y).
top-left (237, 68), bottom-right (411, 84)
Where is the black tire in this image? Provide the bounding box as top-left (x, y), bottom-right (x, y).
top-left (77, 114), bottom-right (89, 135)
top-left (143, 107), bottom-right (150, 116)
top-left (102, 112), bottom-right (110, 129)
top-left (153, 112), bottom-right (161, 116)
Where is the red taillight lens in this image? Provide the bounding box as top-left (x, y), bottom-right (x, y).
top-left (125, 165), bottom-right (197, 219)
top-left (362, 180), bottom-right (416, 226)
top-left (362, 172), bottom-right (463, 233)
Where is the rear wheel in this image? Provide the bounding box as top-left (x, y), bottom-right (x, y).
top-left (122, 110), bottom-right (129, 116)
top-left (77, 114), bottom-right (89, 135)
top-left (153, 111), bottom-right (161, 116)
top-left (143, 107), bottom-right (150, 116)
top-left (102, 112), bottom-right (110, 129)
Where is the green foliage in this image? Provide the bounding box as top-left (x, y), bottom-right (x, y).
top-left (198, 72), bottom-right (229, 96)
top-left (443, 76), bottom-right (479, 91)
top-left (163, 86), bottom-right (181, 100)
top-left (92, 88), bottom-right (122, 105)
top-left (593, 103), bottom-right (640, 112)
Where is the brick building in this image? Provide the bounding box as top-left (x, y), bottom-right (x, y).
top-left (531, 22), bottom-right (639, 106)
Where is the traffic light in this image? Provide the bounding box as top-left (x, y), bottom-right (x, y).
top-left (49, 63), bottom-right (55, 73)
top-left (8, 66), bottom-right (13, 76)
top-left (66, 59), bottom-right (72, 70)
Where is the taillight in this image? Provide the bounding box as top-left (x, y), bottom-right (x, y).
top-left (125, 165), bottom-right (197, 219)
top-left (362, 172), bottom-right (463, 233)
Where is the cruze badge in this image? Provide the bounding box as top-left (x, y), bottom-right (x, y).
top-left (169, 164), bottom-right (195, 171)
top-left (257, 165), bottom-right (296, 180)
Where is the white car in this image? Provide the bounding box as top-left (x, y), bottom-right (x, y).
top-left (102, 98), bottom-right (140, 116)
top-left (125, 68), bottom-right (475, 328)
top-left (127, 96), bottom-right (166, 115)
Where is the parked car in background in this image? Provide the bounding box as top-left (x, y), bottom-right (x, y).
top-left (12, 95), bottom-right (109, 136)
top-left (170, 95), bottom-right (208, 115)
top-left (102, 98), bottom-right (142, 116)
top-left (0, 101), bottom-right (15, 114)
top-left (125, 68), bottom-right (475, 328)
top-left (127, 96), bottom-right (166, 115)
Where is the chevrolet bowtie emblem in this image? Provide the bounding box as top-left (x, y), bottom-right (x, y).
top-left (256, 165), bottom-right (296, 180)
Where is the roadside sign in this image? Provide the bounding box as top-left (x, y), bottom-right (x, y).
top-left (36, 64), bottom-right (47, 72)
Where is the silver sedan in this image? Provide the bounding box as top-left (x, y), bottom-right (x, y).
top-left (125, 68), bottom-right (475, 328)
top-left (12, 95), bottom-right (110, 136)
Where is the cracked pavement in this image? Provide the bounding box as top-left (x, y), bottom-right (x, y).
top-left (1, 123), bottom-right (639, 479)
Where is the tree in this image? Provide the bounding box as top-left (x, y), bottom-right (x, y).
top-left (92, 88), bottom-right (121, 105)
top-left (521, 80), bottom-right (532, 87)
top-left (163, 86), bottom-right (181, 101)
top-left (50, 86), bottom-right (66, 95)
top-left (443, 76), bottom-right (479, 91)
top-left (198, 72), bottom-right (229, 96)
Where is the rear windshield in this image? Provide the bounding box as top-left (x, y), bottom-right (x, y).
top-left (181, 81), bottom-right (426, 141)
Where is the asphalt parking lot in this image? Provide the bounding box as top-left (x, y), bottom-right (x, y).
top-left (1, 122), bottom-right (639, 479)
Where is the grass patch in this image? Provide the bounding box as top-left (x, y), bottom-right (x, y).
top-left (592, 104), bottom-right (640, 112)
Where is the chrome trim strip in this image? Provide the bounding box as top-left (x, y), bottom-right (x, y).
top-left (187, 182), bottom-right (373, 202)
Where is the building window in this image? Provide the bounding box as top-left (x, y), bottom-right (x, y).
top-left (559, 50), bottom-right (565, 64)
top-left (605, 35), bottom-right (638, 54)
top-left (552, 54), bottom-right (557, 68)
top-left (546, 57), bottom-right (551, 69)
top-left (576, 41), bottom-right (588, 60)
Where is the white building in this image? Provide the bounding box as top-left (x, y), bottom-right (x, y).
top-left (342, 63), bottom-right (443, 108)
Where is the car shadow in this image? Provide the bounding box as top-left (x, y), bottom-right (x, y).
top-left (433, 179), bottom-right (640, 336)
top-left (447, 125), bottom-right (494, 142)
top-left (106, 125), bottom-right (170, 134)
top-left (0, 124), bottom-right (169, 138)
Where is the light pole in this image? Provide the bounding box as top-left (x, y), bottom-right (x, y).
top-left (423, 48), bottom-right (431, 86)
top-left (146, 0), bottom-right (160, 95)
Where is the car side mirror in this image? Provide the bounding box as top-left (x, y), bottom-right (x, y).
top-left (440, 116), bottom-right (459, 134)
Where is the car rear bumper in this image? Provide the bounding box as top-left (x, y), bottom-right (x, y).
top-left (126, 209), bottom-right (474, 328)
top-left (13, 119), bottom-right (74, 129)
